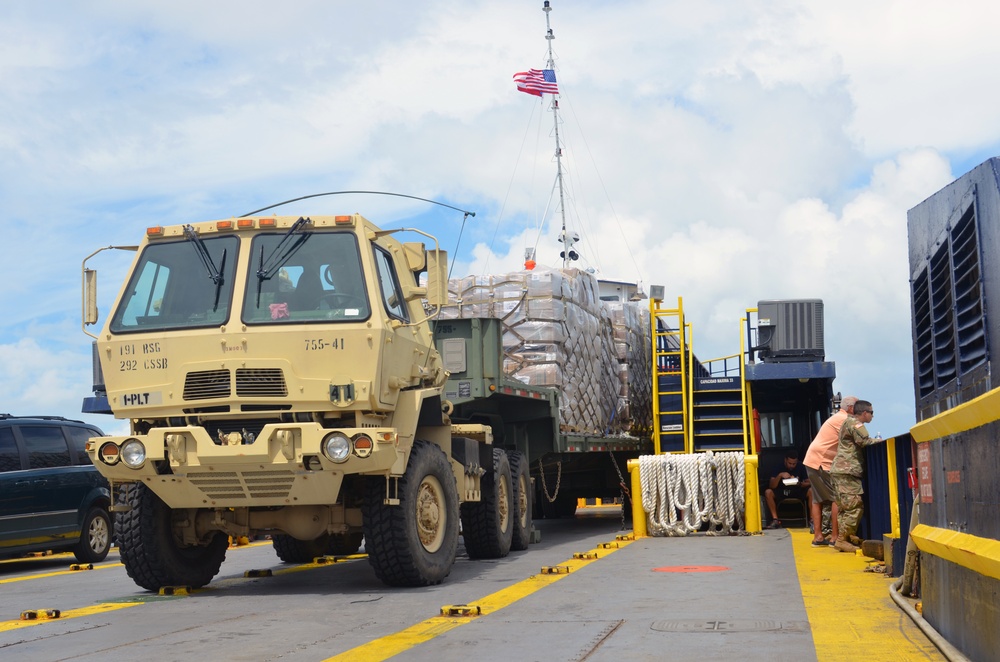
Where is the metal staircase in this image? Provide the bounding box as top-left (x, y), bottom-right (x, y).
top-left (651, 296), bottom-right (752, 454)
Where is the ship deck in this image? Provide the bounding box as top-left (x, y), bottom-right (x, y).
top-left (0, 506), bottom-right (954, 661)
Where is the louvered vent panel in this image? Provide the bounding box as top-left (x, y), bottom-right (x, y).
top-left (186, 470), bottom-right (296, 500)
top-left (183, 369), bottom-right (231, 400)
top-left (951, 206), bottom-right (987, 374)
top-left (911, 269), bottom-right (933, 398)
top-left (236, 368), bottom-right (288, 397)
top-left (929, 240), bottom-right (956, 386)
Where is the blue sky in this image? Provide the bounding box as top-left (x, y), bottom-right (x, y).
top-left (3, 0), bottom-right (1000, 439)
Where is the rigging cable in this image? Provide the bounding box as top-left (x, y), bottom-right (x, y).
top-left (563, 97), bottom-right (645, 285)
top-left (483, 100), bottom-right (541, 275)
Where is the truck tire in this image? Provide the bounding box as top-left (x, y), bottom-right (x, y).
top-left (461, 447), bottom-right (513, 559)
top-left (508, 451), bottom-right (532, 551)
top-left (362, 439), bottom-right (459, 586)
top-left (272, 533), bottom-right (329, 563)
top-left (73, 506), bottom-right (112, 563)
top-left (328, 532), bottom-right (364, 555)
top-left (115, 483), bottom-right (228, 591)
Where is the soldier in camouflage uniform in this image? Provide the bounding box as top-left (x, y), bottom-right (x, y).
top-left (829, 400), bottom-right (884, 553)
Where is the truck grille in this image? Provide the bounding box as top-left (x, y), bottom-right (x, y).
top-left (236, 368), bottom-right (288, 397)
top-left (182, 368), bottom-right (288, 401)
top-left (184, 370), bottom-right (231, 400)
top-left (186, 470), bottom-right (296, 500)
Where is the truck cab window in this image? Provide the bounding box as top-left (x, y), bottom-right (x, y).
top-left (110, 236), bottom-right (237, 332)
top-left (373, 245), bottom-right (409, 322)
top-left (243, 232), bottom-right (370, 324)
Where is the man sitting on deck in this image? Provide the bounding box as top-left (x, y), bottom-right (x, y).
top-left (765, 451), bottom-right (812, 529)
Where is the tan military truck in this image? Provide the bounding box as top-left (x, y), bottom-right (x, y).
top-left (82, 214), bottom-right (526, 590)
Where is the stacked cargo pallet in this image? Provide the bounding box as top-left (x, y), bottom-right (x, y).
top-left (439, 268), bottom-right (650, 436)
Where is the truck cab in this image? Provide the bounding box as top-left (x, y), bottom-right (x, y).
top-left (82, 214), bottom-right (515, 590)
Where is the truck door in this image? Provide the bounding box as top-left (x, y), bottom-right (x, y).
top-left (372, 243), bottom-right (421, 407)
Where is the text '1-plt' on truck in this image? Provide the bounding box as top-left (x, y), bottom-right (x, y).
top-left (81, 213), bottom-right (651, 591)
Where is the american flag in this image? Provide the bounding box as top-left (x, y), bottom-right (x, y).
top-left (513, 68), bottom-right (559, 96)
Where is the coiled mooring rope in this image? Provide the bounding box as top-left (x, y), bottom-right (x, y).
top-left (639, 451), bottom-right (745, 536)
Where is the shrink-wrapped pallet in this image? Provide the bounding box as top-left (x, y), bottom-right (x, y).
top-left (440, 267), bottom-right (651, 436)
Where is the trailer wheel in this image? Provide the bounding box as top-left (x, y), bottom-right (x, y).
top-left (362, 439), bottom-right (459, 586)
top-left (115, 483), bottom-right (228, 592)
top-left (508, 451), bottom-right (532, 551)
top-left (461, 447), bottom-right (514, 559)
top-left (73, 506), bottom-right (112, 563)
top-left (272, 533), bottom-right (329, 563)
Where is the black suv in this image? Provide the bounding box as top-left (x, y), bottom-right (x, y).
top-left (0, 415), bottom-right (112, 563)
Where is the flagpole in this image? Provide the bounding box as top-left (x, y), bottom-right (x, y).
top-left (543, 1), bottom-right (572, 269)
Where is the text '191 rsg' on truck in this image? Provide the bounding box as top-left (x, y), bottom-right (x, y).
top-left (80, 213), bottom-right (533, 590)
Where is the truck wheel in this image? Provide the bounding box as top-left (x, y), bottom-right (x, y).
top-left (116, 483), bottom-right (228, 592)
top-left (461, 447), bottom-right (513, 559)
top-left (362, 439), bottom-right (459, 586)
top-left (272, 533), bottom-right (329, 563)
top-left (73, 506), bottom-right (112, 563)
top-left (507, 451), bottom-right (532, 551)
top-left (328, 532), bottom-right (364, 555)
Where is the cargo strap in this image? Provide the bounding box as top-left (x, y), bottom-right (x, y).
top-left (638, 451), bottom-right (745, 536)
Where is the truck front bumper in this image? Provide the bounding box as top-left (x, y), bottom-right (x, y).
top-left (86, 422), bottom-right (405, 509)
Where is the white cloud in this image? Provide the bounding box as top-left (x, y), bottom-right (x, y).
top-left (0, 1), bottom-right (995, 439)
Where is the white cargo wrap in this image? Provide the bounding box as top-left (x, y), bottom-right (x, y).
top-left (439, 267), bottom-right (651, 436)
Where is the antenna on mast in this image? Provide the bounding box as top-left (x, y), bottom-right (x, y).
top-left (542, 1), bottom-right (577, 269)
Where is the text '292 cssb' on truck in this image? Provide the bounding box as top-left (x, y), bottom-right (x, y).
top-left (82, 213), bottom-right (650, 591)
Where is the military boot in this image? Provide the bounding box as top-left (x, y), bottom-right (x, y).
top-left (847, 534), bottom-right (863, 546)
top-left (833, 535), bottom-right (858, 553)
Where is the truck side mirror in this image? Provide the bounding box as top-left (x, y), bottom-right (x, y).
top-left (425, 249), bottom-right (448, 307)
top-left (84, 268), bottom-right (99, 326)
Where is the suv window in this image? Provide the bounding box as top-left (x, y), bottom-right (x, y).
top-left (0, 427), bottom-right (19, 472)
top-left (20, 425), bottom-right (71, 469)
top-left (65, 426), bottom-right (99, 465)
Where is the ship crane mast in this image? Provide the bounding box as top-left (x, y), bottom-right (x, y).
top-left (542, 1), bottom-right (578, 269)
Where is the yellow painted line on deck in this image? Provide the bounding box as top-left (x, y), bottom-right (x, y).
top-left (0, 562), bottom-right (123, 585)
top-left (324, 538), bottom-right (634, 662)
top-left (791, 528), bottom-right (945, 661)
top-left (0, 601), bottom-right (143, 632)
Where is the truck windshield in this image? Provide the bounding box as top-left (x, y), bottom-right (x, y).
top-left (243, 232), bottom-right (371, 324)
top-left (110, 236), bottom-right (238, 333)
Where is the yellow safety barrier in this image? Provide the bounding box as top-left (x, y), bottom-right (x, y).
top-left (744, 454), bottom-right (761, 533)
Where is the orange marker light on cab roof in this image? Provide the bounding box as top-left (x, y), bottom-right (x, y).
top-left (146, 226), bottom-right (164, 237)
top-left (216, 220), bottom-right (234, 231)
top-left (237, 218), bottom-right (255, 229)
top-left (334, 215), bottom-right (355, 226)
top-left (259, 218), bottom-right (276, 228)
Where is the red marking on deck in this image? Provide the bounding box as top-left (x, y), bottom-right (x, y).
top-left (653, 565), bottom-right (729, 573)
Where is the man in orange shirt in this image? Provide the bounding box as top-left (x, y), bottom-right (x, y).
top-left (803, 395), bottom-right (857, 546)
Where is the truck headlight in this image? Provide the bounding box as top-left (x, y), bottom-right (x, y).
top-left (121, 439), bottom-right (147, 468)
top-left (322, 432), bottom-right (351, 463)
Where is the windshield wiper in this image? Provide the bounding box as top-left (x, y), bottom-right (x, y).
top-left (183, 224), bottom-right (227, 311)
top-left (256, 216), bottom-right (313, 305)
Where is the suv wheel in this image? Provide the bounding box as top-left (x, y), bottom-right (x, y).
top-left (74, 506), bottom-right (112, 563)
